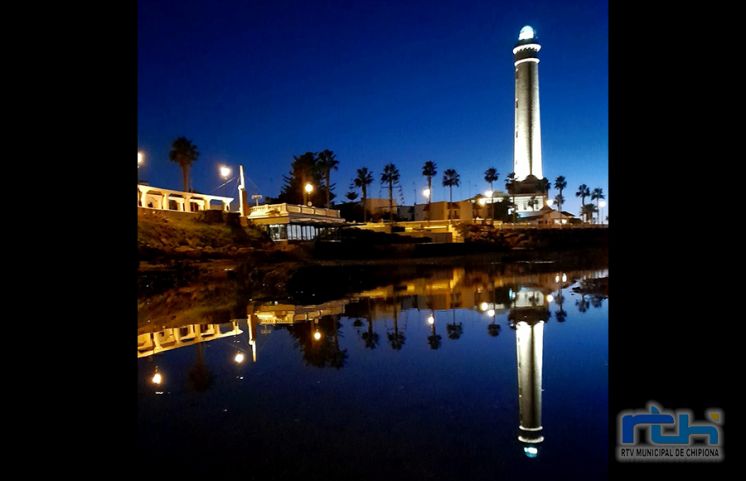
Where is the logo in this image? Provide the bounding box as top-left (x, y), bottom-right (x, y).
top-left (617, 401), bottom-right (723, 462)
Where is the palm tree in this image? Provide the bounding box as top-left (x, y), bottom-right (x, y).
top-left (380, 163), bottom-right (400, 223)
top-left (484, 167), bottom-right (499, 219)
top-left (539, 178), bottom-right (551, 202)
top-left (581, 203), bottom-right (597, 223)
top-left (354, 167), bottom-right (374, 222)
top-left (576, 183), bottom-right (591, 214)
top-left (422, 160), bottom-right (437, 221)
top-left (169, 136), bottom-right (199, 193)
top-left (505, 172), bottom-right (517, 222)
top-left (554, 194), bottom-right (565, 224)
top-left (591, 188), bottom-right (605, 224)
top-left (317, 149), bottom-right (339, 208)
top-left (442, 168), bottom-right (460, 221)
top-left (345, 191), bottom-right (358, 201)
top-left (554, 176), bottom-right (567, 200)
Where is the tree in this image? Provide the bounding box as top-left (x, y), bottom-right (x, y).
top-left (484, 167), bottom-right (499, 219)
top-left (422, 160), bottom-right (437, 221)
top-left (554, 193), bottom-right (565, 220)
top-left (353, 167), bottom-right (374, 222)
top-left (442, 168), bottom-right (460, 221)
top-left (277, 152), bottom-right (323, 205)
top-left (554, 176), bottom-right (567, 199)
top-left (345, 191), bottom-right (358, 201)
top-left (317, 149), bottom-right (339, 208)
top-left (576, 184), bottom-right (591, 211)
top-left (380, 163), bottom-right (401, 223)
top-left (169, 136), bottom-right (199, 193)
top-left (539, 177), bottom-right (551, 200)
top-left (505, 172), bottom-right (517, 222)
top-left (591, 188), bottom-right (605, 224)
top-left (581, 203), bottom-right (597, 223)
top-left (554, 175), bottom-right (567, 215)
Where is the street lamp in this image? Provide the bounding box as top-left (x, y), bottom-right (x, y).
top-left (234, 352), bottom-right (246, 364)
top-left (598, 200), bottom-right (607, 224)
top-left (219, 165), bottom-right (232, 180)
top-left (137, 151), bottom-right (145, 184)
top-left (304, 183), bottom-right (314, 206)
top-left (422, 188), bottom-right (432, 223)
top-left (484, 190), bottom-right (494, 221)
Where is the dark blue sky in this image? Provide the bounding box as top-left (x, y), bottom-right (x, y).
top-left (138, 0), bottom-right (607, 215)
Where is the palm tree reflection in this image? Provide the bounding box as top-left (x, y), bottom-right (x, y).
top-left (387, 299), bottom-right (405, 350)
top-left (446, 309), bottom-right (463, 340)
top-left (188, 343), bottom-right (214, 392)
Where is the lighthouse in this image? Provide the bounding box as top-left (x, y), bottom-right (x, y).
top-left (513, 25), bottom-right (543, 181)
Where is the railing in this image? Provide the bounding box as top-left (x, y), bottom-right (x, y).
top-left (249, 203), bottom-right (341, 218)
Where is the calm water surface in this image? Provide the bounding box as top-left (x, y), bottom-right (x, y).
top-left (138, 263), bottom-right (608, 479)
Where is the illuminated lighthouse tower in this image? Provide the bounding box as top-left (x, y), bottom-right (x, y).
top-left (510, 26), bottom-right (549, 216)
top-left (514, 25), bottom-right (543, 181)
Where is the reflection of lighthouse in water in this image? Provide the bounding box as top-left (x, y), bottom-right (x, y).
top-left (509, 286), bottom-right (550, 458)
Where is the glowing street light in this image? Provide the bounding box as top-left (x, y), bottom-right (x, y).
top-left (313, 330), bottom-right (322, 341)
top-left (138, 151), bottom-right (145, 166)
top-left (546, 294), bottom-right (554, 303)
top-left (234, 352), bottom-right (245, 364)
top-left (219, 165), bottom-right (232, 180)
top-left (303, 183), bottom-right (314, 206)
top-left (426, 315), bottom-right (435, 325)
top-left (422, 188), bottom-right (431, 199)
top-left (151, 371), bottom-right (162, 385)
top-left (486, 308), bottom-right (495, 317)
top-left (479, 302), bottom-right (489, 312)
top-left (598, 200), bottom-right (607, 224)
top-left (484, 190), bottom-right (493, 198)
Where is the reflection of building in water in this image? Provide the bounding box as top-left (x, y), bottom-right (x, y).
top-left (247, 300), bottom-right (349, 363)
top-left (509, 286), bottom-right (550, 458)
top-left (250, 300), bottom-right (348, 325)
top-left (137, 320), bottom-right (242, 358)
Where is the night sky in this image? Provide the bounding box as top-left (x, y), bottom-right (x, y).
top-left (138, 0), bottom-right (607, 215)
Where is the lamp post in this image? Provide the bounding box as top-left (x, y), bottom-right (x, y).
top-left (137, 150), bottom-right (145, 183)
top-left (484, 190), bottom-right (494, 222)
top-left (422, 188), bottom-right (431, 224)
top-left (598, 200), bottom-right (607, 225)
top-left (304, 183), bottom-right (314, 206)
